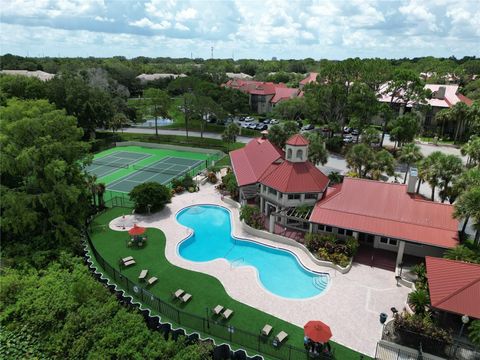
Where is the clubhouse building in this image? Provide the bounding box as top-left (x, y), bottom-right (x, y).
top-left (230, 134), bottom-right (460, 269)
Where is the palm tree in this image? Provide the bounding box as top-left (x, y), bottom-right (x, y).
top-left (444, 245), bottom-right (479, 263)
top-left (143, 88), bottom-right (172, 137)
top-left (86, 174), bottom-right (97, 208)
top-left (437, 154), bottom-right (463, 203)
top-left (461, 136), bottom-right (480, 168)
top-left (435, 102), bottom-right (471, 142)
top-left (418, 151), bottom-right (443, 201)
top-left (96, 183), bottom-right (106, 209)
top-left (408, 289), bottom-right (430, 315)
top-left (306, 132), bottom-right (328, 166)
top-left (398, 143), bottom-right (423, 184)
top-left (454, 187), bottom-right (480, 245)
top-left (345, 143), bottom-right (375, 178)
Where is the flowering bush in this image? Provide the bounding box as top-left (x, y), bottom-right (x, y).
top-left (240, 205), bottom-right (263, 229)
top-left (304, 233), bottom-right (357, 267)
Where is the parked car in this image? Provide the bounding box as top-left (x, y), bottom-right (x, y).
top-left (301, 124), bottom-right (315, 131)
top-left (343, 134), bottom-right (354, 143)
top-left (244, 116), bottom-right (255, 122)
top-left (256, 123), bottom-right (268, 131)
top-left (248, 123), bottom-right (257, 129)
top-left (343, 126), bottom-right (351, 133)
top-left (262, 118), bottom-right (271, 124)
top-left (270, 119), bottom-right (279, 125)
top-left (351, 129), bottom-right (359, 136)
top-left (241, 123), bottom-right (250, 129)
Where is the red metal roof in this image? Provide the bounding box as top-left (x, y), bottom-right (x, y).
top-left (310, 178), bottom-right (459, 248)
top-left (271, 87), bottom-right (299, 103)
top-left (300, 72), bottom-right (318, 85)
top-left (426, 257), bottom-right (480, 318)
top-left (259, 160), bottom-right (329, 193)
top-left (286, 134), bottom-right (309, 146)
top-left (229, 138), bottom-right (283, 186)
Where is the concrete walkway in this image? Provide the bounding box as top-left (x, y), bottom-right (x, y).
top-left (108, 180), bottom-right (410, 357)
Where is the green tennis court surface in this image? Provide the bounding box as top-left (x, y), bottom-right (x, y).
top-left (86, 151), bottom-right (151, 178)
top-left (108, 157), bottom-right (204, 193)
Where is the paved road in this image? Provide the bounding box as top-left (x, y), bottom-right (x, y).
top-left (121, 127), bottom-right (252, 143)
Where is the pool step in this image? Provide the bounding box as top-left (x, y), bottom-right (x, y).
top-left (312, 276), bottom-right (328, 290)
top-left (230, 257), bottom-right (245, 269)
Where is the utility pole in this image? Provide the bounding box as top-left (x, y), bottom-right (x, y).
top-left (211, 46), bottom-right (213, 59)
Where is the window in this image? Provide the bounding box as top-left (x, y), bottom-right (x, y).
top-left (346, 230), bottom-right (353, 236)
top-left (325, 226), bottom-right (332, 232)
top-left (318, 225), bottom-right (325, 231)
top-left (288, 194), bottom-right (301, 200)
top-left (337, 228), bottom-right (345, 235)
top-left (380, 237), bottom-right (388, 244)
top-left (380, 237), bottom-right (398, 246)
top-left (287, 148), bottom-right (292, 159)
top-left (296, 149), bottom-right (303, 159)
top-left (268, 188), bottom-right (277, 196)
top-left (305, 193), bottom-right (318, 200)
top-left (390, 239), bottom-right (398, 246)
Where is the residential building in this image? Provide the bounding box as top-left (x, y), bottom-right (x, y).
top-left (0, 69), bottom-right (55, 81)
top-left (136, 73), bottom-right (186, 84)
top-left (377, 83), bottom-right (473, 135)
top-left (230, 134), bottom-right (460, 269)
top-left (299, 72), bottom-right (318, 89)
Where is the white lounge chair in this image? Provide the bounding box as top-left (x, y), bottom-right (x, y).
top-left (147, 277), bottom-right (158, 286)
top-left (222, 309), bottom-right (233, 320)
top-left (122, 256), bottom-right (133, 263)
top-left (174, 289), bottom-right (185, 299)
top-left (275, 331), bottom-right (288, 344)
top-left (181, 293), bottom-right (192, 303)
top-left (138, 270), bottom-right (148, 281)
top-left (261, 324), bottom-right (272, 336)
top-left (213, 305), bottom-right (224, 315)
top-left (124, 259), bottom-right (136, 267)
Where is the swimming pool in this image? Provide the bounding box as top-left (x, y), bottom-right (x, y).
top-left (177, 205), bottom-right (329, 299)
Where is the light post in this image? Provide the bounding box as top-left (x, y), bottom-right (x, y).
top-left (459, 315), bottom-right (469, 338)
top-left (147, 204), bottom-right (152, 215)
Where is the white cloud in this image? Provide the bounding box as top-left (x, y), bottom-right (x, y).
top-left (2, 0), bottom-right (105, 18)
top-left (94, 16), bottom-right (114, 23)
top-left (129, 17), bottom-right (171, 30)
top-left (174, 22), bottom-right (189, 31)
top-left (399, 0), bottom-right (438, 31)
top-left (175, 8), bottom-right (197, 21)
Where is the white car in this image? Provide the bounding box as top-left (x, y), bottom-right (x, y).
top-left (270, 119), bottom-right (279, 125)
top-left (244, 116), bottom-right (255, 122)
top-left (343, 134), bottom-right (354, 143)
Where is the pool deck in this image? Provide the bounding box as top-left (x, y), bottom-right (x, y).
top-left (109, 180), bottom-right (411, 357)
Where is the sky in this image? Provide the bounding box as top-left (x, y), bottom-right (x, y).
top-left (0, 0), bottom-right (479, 60)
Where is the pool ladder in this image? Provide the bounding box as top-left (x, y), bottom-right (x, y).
top-left (312, 276), bottom-right (328, 290)
top-left (230, 257), bottom-right (244, 269)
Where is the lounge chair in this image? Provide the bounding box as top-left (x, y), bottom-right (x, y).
top-left (274, 331), bottom-right (288, 344)
top-left (212, 305), bottom-right (224, 316)
top-left (222, 309), bottom-right (233, 320)
top-left (147, 277), bottom-right (158, 286)
top-left (181, 293), bottom-right (192, 303)
top-left (261, 324), bottom-right (272, 337)
top-left (173, 289), bottom-right (185, 299)
top-left (122, 256), bottom-right (133, 263)
top-left (138, 270), bottom-right (148, 281)
top-left (124, 259), bottom-right (136, 267)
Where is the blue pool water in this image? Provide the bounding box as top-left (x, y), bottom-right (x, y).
top-left (177, 205), bottom-right (329, 299)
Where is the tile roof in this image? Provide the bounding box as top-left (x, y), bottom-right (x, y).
top-left (259, 160), bottom-right (329, 193)
top-left (300, 72), bottom-right (319, 85)
top-left (286, 134), bottom-right (310, 146)
top-left (310, 178), bottom-right (459, 248)
top-left (377, 83), bottom-right (473, 108)
top-left (271, 87), bottom-right (299, 103)
top-left (229, 138), bottom-right (283, 186)
top-left (426, 257), bottom-right (480, 318)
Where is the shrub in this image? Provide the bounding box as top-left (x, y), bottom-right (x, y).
top-left (207, 172), bottom-right (218, 184)
top-left (408, 289), bottom-right (430, 314)
top-left (221, 172), bottom-right (238, 198)
top-left (171, 178), bottom-right (183, 188)
top-left (188, 187), bottom-right (195, 193)
top-left (239, 205), bottom-right (263, 229)
top-left (469, 320), bottom-right (480, 347)
top-left (325, 136), bottom-right (343, 153)
top-left (175, 186), bottom-right (185, 194)
top-left (394, 312), bottom-right (452, 346)
top-left (345, 236), bottom-right (359, 256)
top-left (182, 173), bottom-right (194, 189)
top-left (129, 182), bottom-right (172, 214)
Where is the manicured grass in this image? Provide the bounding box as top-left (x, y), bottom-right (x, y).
top-left (89, 207), bottom-right (369, 360)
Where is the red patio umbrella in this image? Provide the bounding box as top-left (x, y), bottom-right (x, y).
top-left (128, 224), bottom-right (146, 236)
top-left (304, 320), bottom-right (332, 343)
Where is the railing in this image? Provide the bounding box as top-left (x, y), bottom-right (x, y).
top-left (84, 215), bottom-right (335, 360)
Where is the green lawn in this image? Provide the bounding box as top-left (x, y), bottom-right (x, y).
top-left (89, 207), bottom-right (369, 360)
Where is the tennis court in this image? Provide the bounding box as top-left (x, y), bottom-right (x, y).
top-left (86, 151), bottom-right (151, 178)
top-left (107, 156), bottom-right (205, 193)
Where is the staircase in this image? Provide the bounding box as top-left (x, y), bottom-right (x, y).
top-left (312, 276), bottom-right (329, 290)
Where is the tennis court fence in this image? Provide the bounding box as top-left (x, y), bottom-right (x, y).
top-left (85, 215), bottom-right (335, 360)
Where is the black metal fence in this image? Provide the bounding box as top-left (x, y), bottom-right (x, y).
top-left (85, 217), bottom-right (334, 360)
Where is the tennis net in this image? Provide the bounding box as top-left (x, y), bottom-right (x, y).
top-left (132, 164), bottom-right (190, 176)
top-left (91, 160), bottom-right (129, 169)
